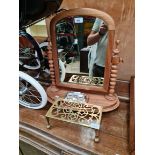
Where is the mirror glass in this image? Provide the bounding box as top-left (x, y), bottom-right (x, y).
top-left (56, 16), bottom-right (108, 87)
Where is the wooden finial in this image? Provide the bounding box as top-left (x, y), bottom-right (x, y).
top-left (115, 40), bottom-right (120, 48)
top-left (113, 40), bottom-right (120, 54)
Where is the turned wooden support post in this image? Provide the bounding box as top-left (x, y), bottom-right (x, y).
top-left (47, 39), bottom-right (56, 87)
top-left (106, 40), bottom-right (123, 100)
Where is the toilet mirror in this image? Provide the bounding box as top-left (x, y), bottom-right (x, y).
top-left (49, 8), bottom-right (115, 93)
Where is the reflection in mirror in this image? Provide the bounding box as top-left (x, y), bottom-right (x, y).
top-left (56, 16), bottom-right (108, 86)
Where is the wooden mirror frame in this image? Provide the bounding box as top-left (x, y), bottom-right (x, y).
top-left (47, 8), bottom-right (122, 112)
top-left (50, 8), bottom-right (115, 93)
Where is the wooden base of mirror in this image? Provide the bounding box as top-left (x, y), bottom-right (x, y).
top-left (46, 86), bottom-right (120, 112)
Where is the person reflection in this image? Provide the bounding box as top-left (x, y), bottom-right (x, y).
top-left (87, 18), bottom-right (108, 77)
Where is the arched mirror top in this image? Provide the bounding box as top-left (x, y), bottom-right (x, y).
top-left (50, 8), bottom-right (115, 30)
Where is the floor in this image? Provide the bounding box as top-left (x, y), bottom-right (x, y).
top-left (66, 60), bottom-right (80, 73)
top-left (20, 141), bottom-right (47, 155)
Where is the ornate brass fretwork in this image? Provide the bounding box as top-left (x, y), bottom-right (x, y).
top-left (68, 75), bottom-right (104, 86)
top-left (45, 98), bottom-right (103, 129)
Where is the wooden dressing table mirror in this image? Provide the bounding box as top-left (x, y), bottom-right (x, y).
top-left (46, 8), bottom-right (122, 111)
top-left (45, 8), bottom-right (123, 141)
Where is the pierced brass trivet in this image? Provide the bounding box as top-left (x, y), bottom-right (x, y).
top-left (45, 98), bottom-right (102, 130)
top-left (68, 75), bottom-right (104, 86)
